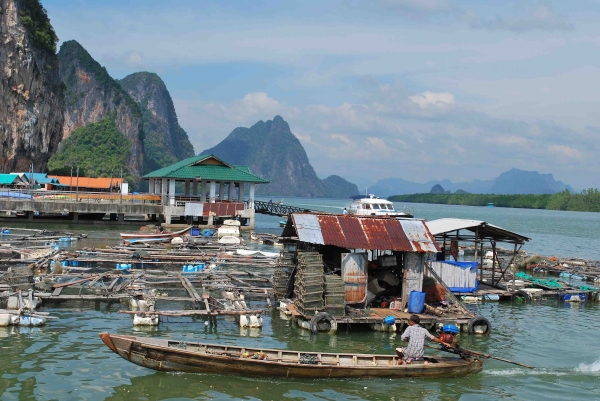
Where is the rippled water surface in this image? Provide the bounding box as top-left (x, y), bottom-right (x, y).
top-left (1, 199), bottom-right (599, 400)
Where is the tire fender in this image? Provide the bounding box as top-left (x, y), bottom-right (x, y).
top-left (512, 290), bottom-right (532, 302)
top-left (309, 312), bottom-right (338, 334)
top-left (467, 315), bottom-right (491, 335)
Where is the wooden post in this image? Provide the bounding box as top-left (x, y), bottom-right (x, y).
top-left (512, 243), bottom-right (517, 293)
top-left (491, 240), bottom-right (496, 286)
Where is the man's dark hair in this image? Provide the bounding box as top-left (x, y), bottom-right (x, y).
top-left (409, 314), bottom-right (420, 324)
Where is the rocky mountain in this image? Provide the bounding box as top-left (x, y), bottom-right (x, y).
top-left (57, 40), bottom-right (144, 180)
top-left (0, 0), bottom-right (64, 172)
top-left (370, 178), bottom-right (494, 197)
top-left (430, 184), bottom-right (447, 194)
top-left (369, 168), bottom-right (572, 197)
top-left (118, 72), bottom-right (195, 174)
top-left (489, 168), bottom-right (573, 195)
top-left (322, 175), bottom-right (360, 198)
top-left (202, 116), bottom-right (358, 197)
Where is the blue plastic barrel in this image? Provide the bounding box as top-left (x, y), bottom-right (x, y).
top-left (383, 315), bottom-right (395, 325)
top-left (59, 237), bottom-right (71, 242)
top-left (191, 227), bottom-right (201, 236)
top-left (202, 229), bottom-right (214, 237)
top-left (408, 291), bottom-right (426, 313)
top-left (442, 324), bottom-right (459, 334)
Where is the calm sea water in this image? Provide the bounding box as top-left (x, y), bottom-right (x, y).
top-left (1, 199), bottom-right (600, 400)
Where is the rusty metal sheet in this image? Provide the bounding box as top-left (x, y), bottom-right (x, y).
top-left (379, 219), bottom-right (413, 251)
top-left (399, 220), bottom-right (440, 253)
top-left (287, 213), bottom-right (439, 253)
top-left (292, 214), bottom-right (324, 245)
top-left (317, 215), bottom-right (348, 248)
top-left (342, 253), bottom-right (367, 304)
top-left (331, 215), bottom-right (370, 249)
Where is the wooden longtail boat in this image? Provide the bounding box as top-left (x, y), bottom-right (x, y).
top-left (99, 333), bottom-right (483, 378)
top-left (119, 227), bottom-right (191, 244)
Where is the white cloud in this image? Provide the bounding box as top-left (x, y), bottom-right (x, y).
top-left (125, 51), bottom-right (144, 67)
top-left (547, 144), bottom-right (582, 160)
top-left (331, 134), bottom-right (353, 145)
top-left (409, 91), bottom-right (455, 108)
top-left (469, 5), bottom-right (574, 33)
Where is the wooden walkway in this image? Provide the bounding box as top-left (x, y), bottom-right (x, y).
top-left (286, 304), bottom-right (473, 326)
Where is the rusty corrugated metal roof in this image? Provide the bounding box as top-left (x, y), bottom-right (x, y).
top-left (290, 213), bottom-right (439, 253)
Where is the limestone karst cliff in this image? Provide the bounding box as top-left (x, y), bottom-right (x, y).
top-left (0, 0), bottom-right (64, 172)
top-left (119, 72), bottom-right (195, 174)
top-left (57, 40), bottom-right (144, 179)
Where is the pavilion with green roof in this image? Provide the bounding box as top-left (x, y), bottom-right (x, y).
top-left (143, 154), bottom-right (269, 226)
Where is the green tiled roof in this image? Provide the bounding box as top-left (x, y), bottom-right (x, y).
top-left (0, 174), bottom-right (19, 185)
top-left (143, 154), bottom-right (268, 183)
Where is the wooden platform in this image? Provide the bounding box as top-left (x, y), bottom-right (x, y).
top-left (286, 304), bottom-right (473, 326)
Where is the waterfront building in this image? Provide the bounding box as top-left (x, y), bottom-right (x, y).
top-left (143, 154), bottom-right (269, 228)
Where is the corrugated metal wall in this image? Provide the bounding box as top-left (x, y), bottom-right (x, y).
top-left (341, 253), bottom-right (368, 304)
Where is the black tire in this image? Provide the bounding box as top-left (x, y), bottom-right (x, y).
top-left (467, 316), bottom-right (491, 335)
top-left (309, 312), bottom-right (338, 334)
top-left (512, 290), bottom-right (532, 302)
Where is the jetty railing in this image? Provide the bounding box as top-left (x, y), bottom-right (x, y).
top-left (253, 200), bottom-right (312, 217)
top-left (0, 189), bottom-right (161, 205)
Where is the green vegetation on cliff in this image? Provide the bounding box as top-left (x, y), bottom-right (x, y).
top-left (19, 0), bottom-right (58, 54)
top-left (389, 189), bottom-right (600, 212)
top-left (47, 117), bottom-right (137, 186)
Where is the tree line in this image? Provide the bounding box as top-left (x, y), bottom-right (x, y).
top-left (389, 189), bottom-right (600, 212)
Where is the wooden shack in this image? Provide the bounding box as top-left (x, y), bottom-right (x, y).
top-left (275, 213), bottom-right (484, 333)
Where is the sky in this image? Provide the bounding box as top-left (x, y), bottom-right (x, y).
top-left (42, 0), bottom-right (600, 190)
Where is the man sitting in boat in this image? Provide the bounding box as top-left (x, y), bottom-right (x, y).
top-left (396, 315), bottom-right (450, 364)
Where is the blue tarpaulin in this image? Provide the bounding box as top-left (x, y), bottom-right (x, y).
top-left (0, 191), bottom-right (32, 199)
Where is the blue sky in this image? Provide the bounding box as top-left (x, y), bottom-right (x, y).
top-left (42, 0), bottom-right (600, 189)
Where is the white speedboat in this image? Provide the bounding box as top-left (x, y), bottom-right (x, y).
top-left (348, 195), bottom-right (413, 218)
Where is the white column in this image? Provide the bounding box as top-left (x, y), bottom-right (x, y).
top-left (154, 179), bottom-right (160, 195)
top-left (149, 178), bottom-right (155, 194)
top-left (184, 180), bottom-right (190, 196)
top-left (161, 179), bottom-right (168, 205)
top-left (192, 180), bottom-right (198, 196)
top-left (249, 183), bottom-right (255, 208)
top-left (200, 180), bottom-right (207, 202)
top-left (168, 179), bottom-right (176, 205)
top-left (228, 182), bottom-right (235, 201)
top-left (218, 182), bottom-right (224, 201)
top-left (209, 181), bottom-right (216, 203)
top-left (238, 182), bottom-right (245, 202)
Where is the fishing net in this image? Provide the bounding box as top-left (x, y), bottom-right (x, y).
top-left (299, 353), bottom-right (319, 364)
top-left (515, 272), bottom-right (563, 289)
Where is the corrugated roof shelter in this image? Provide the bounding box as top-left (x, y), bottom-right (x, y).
top-left (425, 218), bottom-right (529, 289)
top-left (143, 154), bottom-right (268, 183)
top-left (425, 218), bottom-right (529, 244)
top-left (13, 173), bottom-right (64, 188)
top-left (284, 213), bottom-right (440, 253)
top-left (49, 176), bottom-right (123, 191)
top-left (0, 174), bottom-right (26, 186)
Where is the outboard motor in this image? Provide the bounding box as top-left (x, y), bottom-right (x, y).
top-left (439, 324), bottom-right (460, 347)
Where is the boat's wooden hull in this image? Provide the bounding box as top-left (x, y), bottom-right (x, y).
top-left (99, 333), bottom-right (482, 379)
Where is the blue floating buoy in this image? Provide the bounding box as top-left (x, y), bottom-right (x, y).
top-left (59, 237), bottom-right (71, 242)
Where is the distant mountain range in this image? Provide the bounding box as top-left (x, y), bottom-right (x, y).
top-left (202, 116), bottom-right (359, 197)
top-left (368, 168), bottom-right (573, 197)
